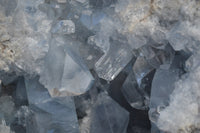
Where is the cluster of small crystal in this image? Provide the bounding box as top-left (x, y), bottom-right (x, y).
top-left (0, 0), bottom-right (200, 132)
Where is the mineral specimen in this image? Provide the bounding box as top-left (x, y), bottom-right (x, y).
top-left (0, 0), bottom-right (200, 133)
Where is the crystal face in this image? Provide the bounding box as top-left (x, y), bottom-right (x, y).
top-left (1, 0), bottom-right (200, 133)
top-left (25, 77), bottom-right (80, 133)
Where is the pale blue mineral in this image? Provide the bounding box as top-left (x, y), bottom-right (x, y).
top-left (25, 77), bottom-right (80, 133)
top-left (80, 93), bottom-right (129, 133)
top-left (95, 36), bottom-right (133, 81)
top-left (39, 37), bottom-right (94, 97)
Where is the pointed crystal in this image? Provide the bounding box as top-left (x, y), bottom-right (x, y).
top-left (39, 37), bottom-right (94, 97)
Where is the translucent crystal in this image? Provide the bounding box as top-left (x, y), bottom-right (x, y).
top-left (39, 37), bottom-right (94, 97)
top-left (149, 52), bottom-right (188, 132)
top-left (157, 69), bottom-right (200, 132)
top-left (133, 56), bottom-right (154, 86)
top-left (25, 77), bottom-right (80, 133)
top-left (0, 0), bottom-right (50, 75)
top-left (80, 11), bottom-right (105, 30)
top-left (95, 37), bottom-right (133, 81)
top-left (80, 93), bottom-right (129, 133)
top-left (79, 40), bottom-right (104, 69)
top-left (121, 70), bottom-right (148, 110)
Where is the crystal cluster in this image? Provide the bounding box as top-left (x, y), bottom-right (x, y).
top-left (0, 0), bottom-right (200, 133)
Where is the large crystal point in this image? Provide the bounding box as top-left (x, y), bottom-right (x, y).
top-left (95, 36), bottom-right (133, 81)
top-left (39, 37), bottom-right (94, 97)
top-left (25, 77), bottom-right (80, 133)
top-left (80, 93), bottom-right (129, 133)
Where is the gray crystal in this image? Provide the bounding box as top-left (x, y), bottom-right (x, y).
top-left (25, 77), bottom-right (80, 133)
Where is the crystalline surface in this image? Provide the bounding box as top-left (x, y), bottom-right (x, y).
top-left (95, 36), bottom-right (133, 81)
top-left (121, 70), bottom-right (146, 110)
top-left (39, 37), bottom-right (94, 97)
top-left (25, 77), bottom-right (80, 133)
top-left (1, 0), bottom-right (200, 132)
top-left (80, 92), bottom-right (129, 133)
top-left (15, 77), bottom-right (27, 105)
top-left (149, 52), bottom-right (190, 132)
top-left (0, 0), bottom-right (50, 75)
top-left (51, 20), bottom-right (75, 35)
